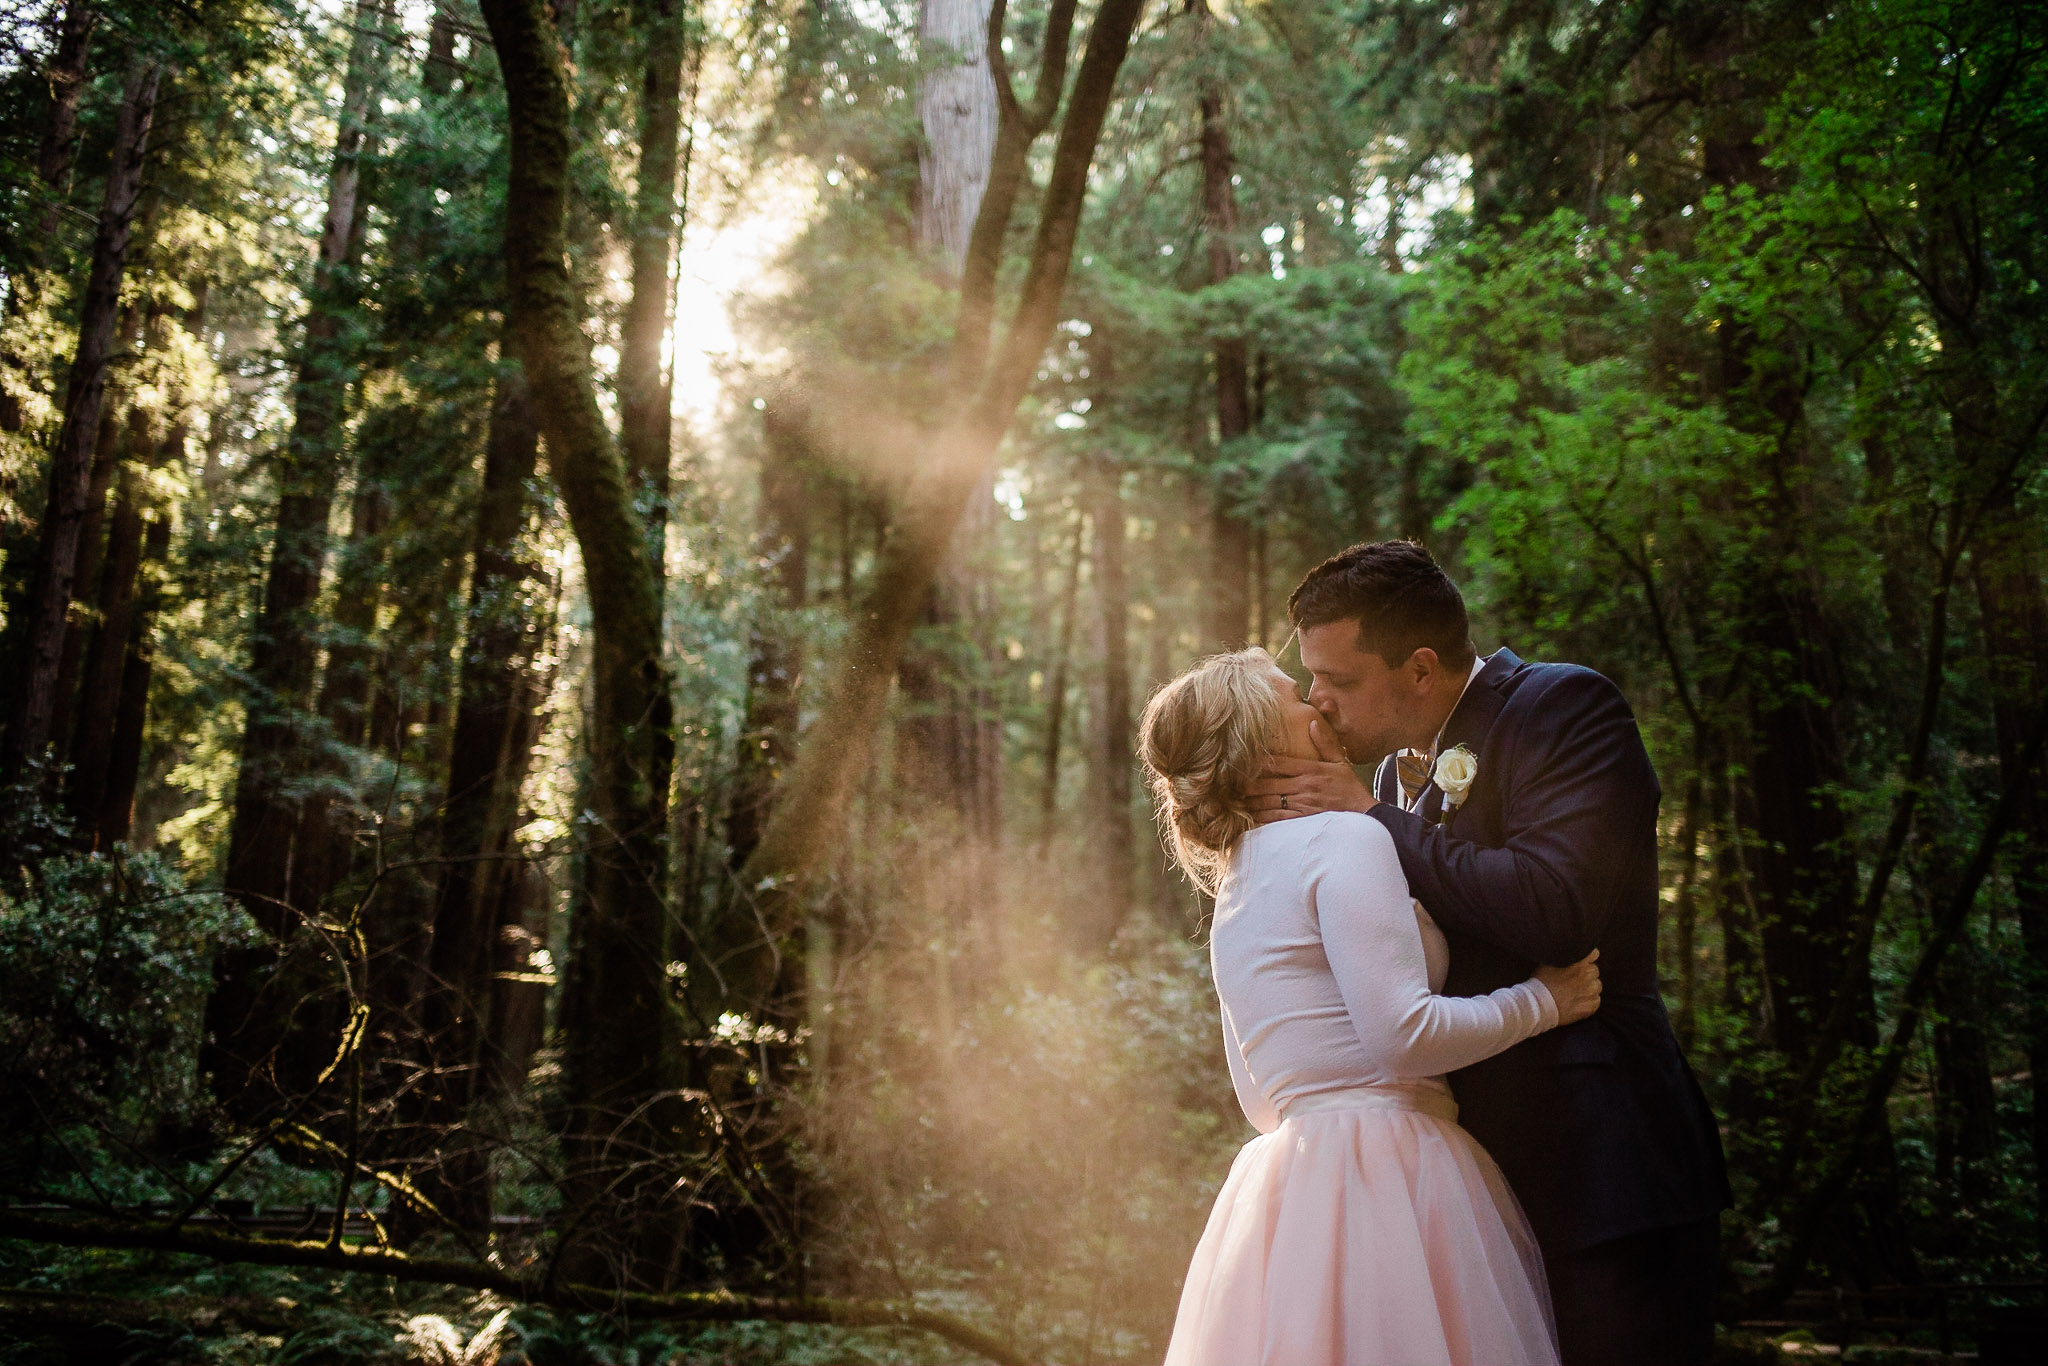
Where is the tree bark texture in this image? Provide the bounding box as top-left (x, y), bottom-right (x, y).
top-left (34, 2), bottom-right (98, 238)
top-left (478, 0), bottom-right (683, 1280)
top-left (1193, 2), bottom-right (1251, 651)
top-left (727, 403), bottom-right (810, 875)
top-left (46, 394), bottom-right (132, 773)
top-left (415, 355), bottom-right (545, 1221)
top-left (0, 57), bottom-right (161, 805)
top-left (1086, 456), bottom-right (1132, 943)
top-left (1038, 511), bottom-right (1084, 843)
top-left (64, 453), bottom-right (147, 832)
top-left (282, 462), bottom-right (389, 922)
top-left (917, 0), bottom-right (998, 276)
top-left (65, 283), bottom-right (202, 848)
top-left (899, 0), bottom-right (1005, 837)
top-left (208, 3), bottom-right (382, 1113)
top-left (619, 0), bottom-right (689, 573)
top-left (424, 2), bottom-right (461, 97)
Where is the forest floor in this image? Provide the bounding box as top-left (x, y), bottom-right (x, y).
top-left (0, 1248), bottom-right (2015, 1366)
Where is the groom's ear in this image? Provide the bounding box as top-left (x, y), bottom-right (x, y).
top-left (1404, 646), bottom-right (1442, 688)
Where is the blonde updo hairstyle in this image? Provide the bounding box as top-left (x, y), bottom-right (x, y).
top-left (1138, 647), bottom-right (1286, 895)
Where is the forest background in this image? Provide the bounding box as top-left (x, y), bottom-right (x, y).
top-left (0, 0), bottom-right (2044, 1362)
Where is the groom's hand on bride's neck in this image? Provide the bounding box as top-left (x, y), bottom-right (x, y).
top-left (1248, 717), bottom-right (1377, 823)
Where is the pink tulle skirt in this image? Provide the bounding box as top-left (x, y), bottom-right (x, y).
top-left (1164, 1086), bottom-right (1559, 1366)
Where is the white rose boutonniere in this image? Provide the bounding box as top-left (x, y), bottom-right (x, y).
top-left (1432, 745), bottom-right (1480, 813)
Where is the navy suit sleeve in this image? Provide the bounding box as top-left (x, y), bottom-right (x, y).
top-left (1369, 669), bottom-right (1658, 966)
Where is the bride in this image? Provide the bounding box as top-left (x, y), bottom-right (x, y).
top-left (1141, 647), bottom-right (1601, 1366)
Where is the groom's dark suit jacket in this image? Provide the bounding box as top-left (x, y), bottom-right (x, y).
top-left (1369, 648), bottom-right (1730, 1255)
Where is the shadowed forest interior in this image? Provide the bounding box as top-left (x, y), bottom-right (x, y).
top-left (0, 0), bottom-right (2045, 1361)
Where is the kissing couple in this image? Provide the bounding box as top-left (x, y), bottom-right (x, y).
top-left (1144, 540), bottom-right (1730, 1366)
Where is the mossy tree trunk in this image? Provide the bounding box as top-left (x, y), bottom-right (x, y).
top-left (619, 0), bottom-right (691, 573)
top-left (478, 0), bottom-right (684, 1283)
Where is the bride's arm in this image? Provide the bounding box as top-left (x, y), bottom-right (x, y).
top-left (1309, 816), bottom-right (1559, 1078)
top-left (1220, 1006), bottom-right (1281, 1134)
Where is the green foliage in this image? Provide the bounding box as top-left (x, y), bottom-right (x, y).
top-left (0, 850), bottom-right (255, 1148)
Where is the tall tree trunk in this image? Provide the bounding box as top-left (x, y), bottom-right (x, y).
top-left (1704, 57), bottom-right (1910, 1284)
top-left (1193, 0), bottom-right (1250, 651)
top-left (728, 0), bottom-right (1145, 1015)
top-left (0, 1), bottom-right (99, 435)
top-left (727, 403), bottom-right (810, 874)
top-left (0, 0), bottom-right (98, 436)
top-left (1971, 499), bottom-right (2048, 1252)
top-left (98, 495), bottom-right (169, 848)
top-left (64, 445), bottom-right (148, 833)
top-left (415, 354), bottom-right (544, 1224)
top-left (66, 284), bottom-right (201, 847)
top-left (1699, 76), bottom-right (1873, 1064)
top-left (1086, 456), bottom-right (1132, 945)
top-left (423, 2), bottom-right (461, 97)
top-left (917, 0), bottom-right (998, 274)
top-left (1038, 511), bottom-right (1084, 845)
top-left (282, 457), bottom-right (388, 926)
top-left (478, 0), bottom-right (682, 1284)
top-left (207, 4), bottom-right (382, 1115)
top-left (0, 57), bottom-right (161, 817)
top-left (1930, 948), bottom-right (1997, 1208)
top-left (46, 393), bottom-right (133, 776)
top-left (34, 2), bottom-right (99, 237)
top-left (898, 0), bottom-right (1004, 836)
top-left (619, 0), bottom-right (689, 574)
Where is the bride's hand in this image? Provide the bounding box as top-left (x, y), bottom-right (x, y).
top-left (1535, 950), bottom-right (1602, 1025)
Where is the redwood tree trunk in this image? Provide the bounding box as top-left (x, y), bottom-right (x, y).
top-left (727, 403), bottom-right (810, 875)
top-left (98, 503), bottom-right (169, 847)
top-left (619, 0), bottom-right (689, 572)
top-left (66, 285), bottom-right (202, 847)
top-left (1038, 511), bottom-right (1084, 843)
top-left (208, 4), bottom-right (382, 1114)
top-left (898, 0), bottom-right (1004, 837)
top-left (1971, 499), bottom-right (2048, 1251)
top-left (0, 57), bottom-right (161, 813)
top-left (917, 0), bottom-right (998, 274)
top-left (728, 0), bottom-right (1146, 1014)
top-left (1086, 455), bottom-right (1132, 944)
top-left (34, 2), bottom-right (98, 238)
top-left (415, 354), bottom-right (545, 1223)
top-left (479, 0), bottom-right (682, 1283)
top-left (47, 395), bottom-right (133, 774)
top-left (64, 455), bottom-right (147, 831)
top-left (283, 456), bottom-right (388, 922)
top-left (1193, 0), bottom-right (1250, 651)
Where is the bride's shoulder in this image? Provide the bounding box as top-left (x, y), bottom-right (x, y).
top-left (1298, 809), bottom-right (1398, 862)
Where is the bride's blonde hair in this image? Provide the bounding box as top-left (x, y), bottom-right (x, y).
top-left (1138, 647), bottom-right (1284, 895)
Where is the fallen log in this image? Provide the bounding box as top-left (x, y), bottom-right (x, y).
top-left (0, 1208), bottom-right (1025, 1365)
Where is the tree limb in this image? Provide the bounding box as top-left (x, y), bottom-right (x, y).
top-left (1754, 690), bottom-right (2048, 1309)
top-left (0, 1210), bottom-right (1026, 1366)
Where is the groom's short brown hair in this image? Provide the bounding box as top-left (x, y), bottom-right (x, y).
top-left (1287, 540), bottom-right (1476, 670)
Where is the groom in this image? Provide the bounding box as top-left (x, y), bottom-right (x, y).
top-left (1253, 540), bottom-right (1730, 1366)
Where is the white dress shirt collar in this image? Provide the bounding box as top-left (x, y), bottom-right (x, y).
top-left (1430, 653), bottom-right (1489, 760)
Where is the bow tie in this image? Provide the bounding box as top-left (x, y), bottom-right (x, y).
top-left (1395, 750), bottom-right (1432, 808)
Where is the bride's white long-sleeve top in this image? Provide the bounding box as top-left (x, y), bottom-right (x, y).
top-left (1211, 810), bottom-right (1558, 1133)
